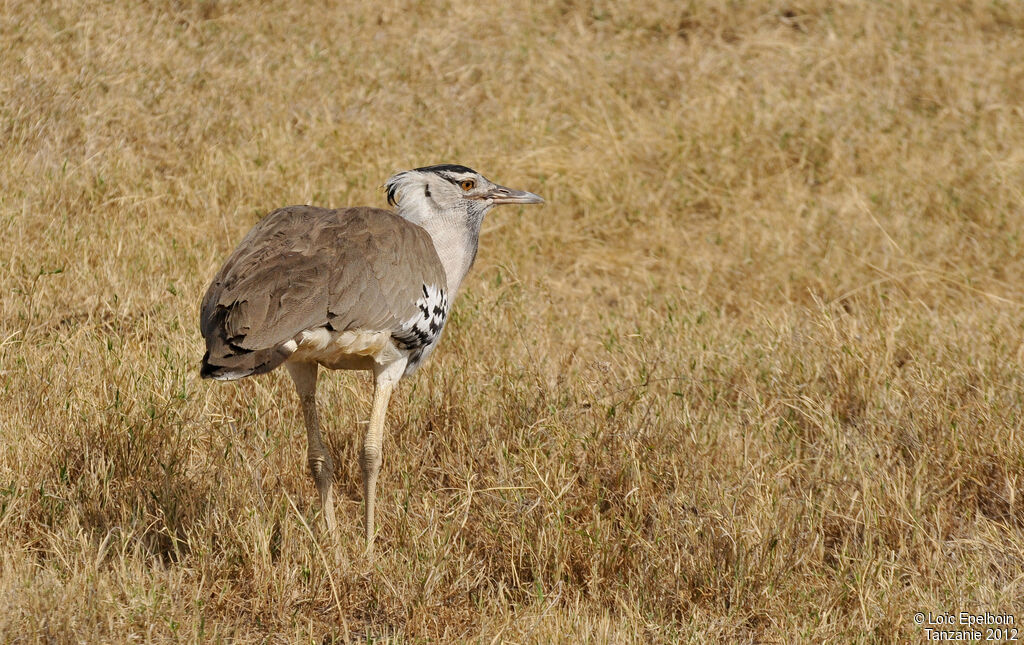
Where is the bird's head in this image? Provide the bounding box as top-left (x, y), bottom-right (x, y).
top-left (385, 164), bottom-right (544, 227)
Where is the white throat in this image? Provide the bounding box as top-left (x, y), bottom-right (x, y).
top-left (396, 200), bottom-right (482, 295)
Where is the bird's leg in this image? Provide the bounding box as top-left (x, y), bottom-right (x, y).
top-left (362, 359), bottom-right (407, 552)
top-left (285, 361), bottom-right (338, 534)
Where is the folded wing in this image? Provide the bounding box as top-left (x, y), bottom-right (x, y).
top-left (200, 206), bottom-right (446, 379)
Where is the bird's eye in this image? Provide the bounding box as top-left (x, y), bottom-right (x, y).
top-left (459, 179), bottom-right (475, 191)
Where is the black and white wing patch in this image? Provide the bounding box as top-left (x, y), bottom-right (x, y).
top-left (393, 284), bottom-right (449, 350)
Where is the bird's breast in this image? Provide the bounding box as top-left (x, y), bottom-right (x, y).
top-left (393, 284), bottom-right (449, 351)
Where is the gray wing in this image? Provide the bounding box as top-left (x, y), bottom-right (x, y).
top-left (199, 205), bottom-right (447, 378)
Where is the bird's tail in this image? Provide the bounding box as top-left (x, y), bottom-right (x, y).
top-left (199, 345), bottom-right (291, 380)
top-left (200, 303), bottom-right (294, 380)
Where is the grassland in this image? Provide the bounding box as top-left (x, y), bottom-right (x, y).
top-left (2, 0), bottom-right (1024, 641)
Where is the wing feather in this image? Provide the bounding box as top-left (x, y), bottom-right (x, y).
top-left (200, 205), bottom-right (446, 378)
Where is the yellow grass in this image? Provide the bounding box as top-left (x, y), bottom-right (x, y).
top-left (2, 0), bottom-right (1023, 641)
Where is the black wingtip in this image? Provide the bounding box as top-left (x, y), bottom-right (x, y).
top-left (199, 352), bottom-right (214, 379)
top-left (199, 353), bottom-right (233, 380)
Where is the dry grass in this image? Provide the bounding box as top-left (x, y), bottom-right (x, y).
top-left (2, 0), bottom-right (1024, 641)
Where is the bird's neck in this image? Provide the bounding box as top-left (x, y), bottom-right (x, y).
top-left (398, 203), bottom-right (485, 295)
top-left (426, 221), bottom-right (479, 294)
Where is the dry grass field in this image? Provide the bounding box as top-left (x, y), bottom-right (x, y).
top-left (2, 0), bottom-right (1024, 641)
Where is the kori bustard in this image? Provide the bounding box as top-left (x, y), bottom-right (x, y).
top-left (199, 165), bottom-right (543, 552)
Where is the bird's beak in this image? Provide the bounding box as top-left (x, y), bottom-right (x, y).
top-left (486, 185), bottom-right (545, 205)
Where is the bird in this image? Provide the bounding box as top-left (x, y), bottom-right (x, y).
top-left (199, 164), bottom-right (543, 552)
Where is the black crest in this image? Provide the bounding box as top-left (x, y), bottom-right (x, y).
top-left (415, 163), bottom-right (477, 176)
top-left (386, 180), bottom-right (400, 207)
